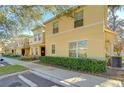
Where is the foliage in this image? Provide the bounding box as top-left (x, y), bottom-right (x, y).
top-left (0, 5), bottom-right (75, 41)
top-left (3, 54), bottom-right (20, 58)
top-left (0, 13), bottom-right (18, 41)
top-left (114, 40), bottom-right (124, 56)
top-left (19, 56), bottom-right (39, 61)
top-left (39, 56), bottom-right (107, 73)
top-left (108, 5), bottom-right (124, 40)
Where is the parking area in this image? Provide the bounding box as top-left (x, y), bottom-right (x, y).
top-left (0, 59), bottom-right (62, 87)
top-left (0, 71), bottom-right (62, 87)
top-left (0, 74), bottom-right (29, 87)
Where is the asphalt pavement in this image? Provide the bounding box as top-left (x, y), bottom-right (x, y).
top-left (0, 71), bottom-right (62, 87)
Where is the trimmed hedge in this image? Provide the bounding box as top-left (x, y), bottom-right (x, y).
top-left (39, 56), bottom-right (107, 73)
top-left (3, 54), bottom-right (20, 58)
top-left (19, 56), bottom-right (39, 61)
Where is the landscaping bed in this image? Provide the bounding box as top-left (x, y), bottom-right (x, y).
top-left (4, 54), bottom-right (39, 61)
top-left (39, 57), bottom-right (124, 82)
top-left (3, 54), bottom-right (20, 59)
top-left (96, 67), bottom-right (124, 81)
top-left (18, 56), bottom-right (39, 61)
top-left (0, 65), bottom-right (28, 76)
top-left (39, 56), bottom-right (107, 73)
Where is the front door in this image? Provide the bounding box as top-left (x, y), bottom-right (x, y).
top-left (22, 49), bottom-right (25, 56)
top-left (41, 47), bottom-right (45, 56)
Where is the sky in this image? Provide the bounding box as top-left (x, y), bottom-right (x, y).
top-left (117, 11), bottom-right (124, 18)
top-left (43, 12), bottom-right (54, 22)
top-left (23, 9), bottom-right (124, 35)
top-left (43, 9), bottom-right (124, 22)
top-left (13, 6), bottom-right (124, 35)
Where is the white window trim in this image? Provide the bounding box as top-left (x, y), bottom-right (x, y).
top-left (51, 43), bottom-right (56, 56)
top-left (68, 39), bottom-right (88, 58)
top-left (53, 21), bottom-right (59, 34)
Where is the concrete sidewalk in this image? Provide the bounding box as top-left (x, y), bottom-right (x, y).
top-left (3, 57), bottom-right (124, 87)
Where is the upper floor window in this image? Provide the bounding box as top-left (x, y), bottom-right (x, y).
top-left (74, 11), bottom-right (83, 28)
top-left (53, 22), bottom-right (59, 34)
top-left (38, 34), bottom-right (41, 41)
top-left (34, 34), bottom-right (37, 41)
top-left (34, 33), bottom-right (41, 41)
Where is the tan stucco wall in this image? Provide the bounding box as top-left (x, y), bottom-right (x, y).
top-left (45, 5), bottom-right (107, 59)
top-left (29, 27), bottom-right (45, 56)
top-left (105, 30), bottom-right (117, 56)
top-left (30, 45), bottom-right (41, 56)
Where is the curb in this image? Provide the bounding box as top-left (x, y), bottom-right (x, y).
top-left (30, 70), bottom-right (79, 87)
top-left (0, 70), bottom-right (30, 80)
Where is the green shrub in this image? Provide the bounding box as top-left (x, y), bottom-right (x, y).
top-left (19, 56), bottom-right (39, 61)
top-left (39, 56), bottom-right (107, 73)
top-left (3, 54), bottom-right (20, 58)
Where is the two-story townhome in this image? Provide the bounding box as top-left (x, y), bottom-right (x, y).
top-left (29, 26), bottom-right (45, 56)
top-left (44, 5), bottom-right (117, 59)
top-left (15, 35), bottom-right (31, 56)
top-left (6, 35), bottom-right (32, 56)
top-left (7, 39), bottom-right (18, 55)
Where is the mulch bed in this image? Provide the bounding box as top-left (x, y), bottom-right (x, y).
top-left (97, 66), bottom-right (124, 81)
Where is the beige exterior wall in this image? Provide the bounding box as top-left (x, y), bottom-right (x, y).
top-left (0, 42), bottom-right (4, 54)
top-left (29, 27), bottom-right (45, 56)
top-left (5, 35), bottom-right (31, 56)
top-left (45, 5), bottom-right (116, 59)
top-left (105, 29), bottom-right (116, 56)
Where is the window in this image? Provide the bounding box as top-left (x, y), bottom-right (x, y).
top-left (53, 22), bottom-right (59, 34)
top-left (69, 40), bottom-right (88, 58)
top-left (34, 34), bottom-right (37, 41)
top-left (74, 11), bottom-right (83, 28)
top-left (34, 33), bottom-right (41, 41)
top-left (69, 42), bottom-right (77, 57)
top-left (52, 44), bottom-right (55, 54)
top-left (78, 40), bottom-right (88, 57)
top-left (38, 34), bottom-right (41, 41)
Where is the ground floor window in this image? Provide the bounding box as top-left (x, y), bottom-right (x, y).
top-left (51, 44), bottom-right (55, 54)
top-left (69, 40), bottom-right (88, 57)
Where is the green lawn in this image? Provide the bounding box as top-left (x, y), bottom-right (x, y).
top-left (0, 65), bottom-right (28, 76)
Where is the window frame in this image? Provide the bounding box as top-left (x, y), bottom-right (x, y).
top-left (69, 40), bottom-right (88, 58)
top-left (51, 44), bottom-right (56, 55)
top-left (74, 11), bottom-right (84, 28)
top-left (53, 21), bottom-right (59, 34)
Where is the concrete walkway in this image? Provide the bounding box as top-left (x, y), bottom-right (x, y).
top-left (3, 57), bottom-right (124, 87)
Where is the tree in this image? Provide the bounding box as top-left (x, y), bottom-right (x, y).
top-left (114, 40), bottom-right (124, 56)
top-left (108, 5), bottom-right (124, 40)
top-left (0, 12), bottom-right (18, 41)
top-left (0, 5), bottom-right (76, 41)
